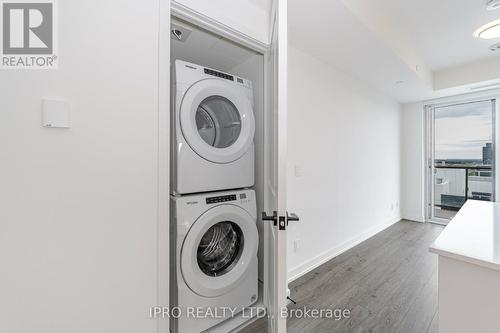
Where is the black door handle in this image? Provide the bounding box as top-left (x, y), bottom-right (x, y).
top-left (262, 211), bottom-right (299, 229)
top-left (287, 212), bottom-right (299, 225)
top-left (262, 211), bottom-right (278, 226)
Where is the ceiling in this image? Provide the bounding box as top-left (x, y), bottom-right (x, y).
top-left (344, 0), bottom-right (500, 71)
top-left (289, 0), bottom-right (500, 103)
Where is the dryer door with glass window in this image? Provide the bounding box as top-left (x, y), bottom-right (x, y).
top-left (180, 204), bottom-right (258, 297)
top-left (180, 79), bottom-right (255, 164)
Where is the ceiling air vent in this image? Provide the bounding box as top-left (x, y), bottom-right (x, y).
top-left (170, 24), bottom-right (191, 43)
top-left (489, 42), bottom-right (500, 51)
top-left (487, 0), bottom-right (500, 10)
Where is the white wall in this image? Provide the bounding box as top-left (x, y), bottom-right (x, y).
top-left (286, 46), bottom-right (402, 281)
top-left (400, 102), bottom-right (426, 222)
top-left (172, 0), bottom-right (272, 44)
top-left (0, 1), bottom-right (168, 332)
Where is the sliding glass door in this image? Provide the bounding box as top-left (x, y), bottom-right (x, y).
top-left (428, 99), bottom-right (496, 224)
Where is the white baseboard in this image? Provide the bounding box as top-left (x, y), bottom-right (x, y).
top-left (401, 213), bottom-right (425, 223)
top-left (287, 216), bottom-right (401, 283)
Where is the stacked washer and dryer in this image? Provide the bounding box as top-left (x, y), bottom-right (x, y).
top-left (170, 60), bottom-right (259, 333)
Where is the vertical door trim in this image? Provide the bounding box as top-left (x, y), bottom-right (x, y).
top-left (158, 1), bottom-right (170, 332)
top-left (267, 0), bottom-right (288, 332)
top-left (492, 99), bottom-right (497, 202)
top-left (424, 105), bottom-right (433, 223)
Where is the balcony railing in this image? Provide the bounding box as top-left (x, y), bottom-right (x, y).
top-left (434, 165), bottom-right (493, 218)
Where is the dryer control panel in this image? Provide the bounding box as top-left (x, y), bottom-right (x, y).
top-left (201, 66), bottom-right (251, 88)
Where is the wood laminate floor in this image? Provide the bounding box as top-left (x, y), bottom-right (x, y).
top-left (239, 220), bottom-right (444, 333)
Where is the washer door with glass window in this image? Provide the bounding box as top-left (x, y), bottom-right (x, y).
top-left (180, 79), bottom-right (255, 164)
top-left (180, 205), bottom-right (258, 297)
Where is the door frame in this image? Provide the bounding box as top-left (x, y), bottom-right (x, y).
top-left (424, 96), bottom-right (498, 225)
top-left (169, 1), bottom-right (284, 330)
top-left (171, 1), bottom-right (268, 54)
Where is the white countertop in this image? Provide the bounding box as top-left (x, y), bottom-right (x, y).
top-left (430, 200), bottom-right (500, 271)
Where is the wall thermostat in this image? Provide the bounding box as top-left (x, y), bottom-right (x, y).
top-left (42, 99), bottom-right (71, 128)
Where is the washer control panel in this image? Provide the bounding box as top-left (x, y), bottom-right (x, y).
top-left (204, 68), bottom-right (234, 81)
top-left (206, 194), bottom-right (237, 204)
top-left (174, 189), bottom-right (256, 220)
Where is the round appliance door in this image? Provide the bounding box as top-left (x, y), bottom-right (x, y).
top-left (181, 205), bottom-right (258, 297)
top-left (180, 78), bottom-right (255, 164)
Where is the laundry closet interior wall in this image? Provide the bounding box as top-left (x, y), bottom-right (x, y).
top-left (170, 17), bottom-right (267, 283)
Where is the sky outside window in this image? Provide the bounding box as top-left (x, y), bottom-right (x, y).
top-left (434, 100), bottom-right (493, 161)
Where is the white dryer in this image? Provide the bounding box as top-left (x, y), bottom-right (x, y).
top-left (171, 60), bottom-right (255, 195)
top-left (170, 189), bottom-right (258, 333)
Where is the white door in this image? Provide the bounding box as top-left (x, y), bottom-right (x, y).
top-left (263, 1), bottom-right (296, 332)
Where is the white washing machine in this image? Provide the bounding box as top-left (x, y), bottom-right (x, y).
top-left (171, 60), bottom-right (255, 195)
top-left (170, 189), bottom-right (258, 333)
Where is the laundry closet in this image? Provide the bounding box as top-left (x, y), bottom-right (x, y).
top-left (169, 16), bottom-right (268, 333)
top-left (166, 1), bottom-right (291, 332)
